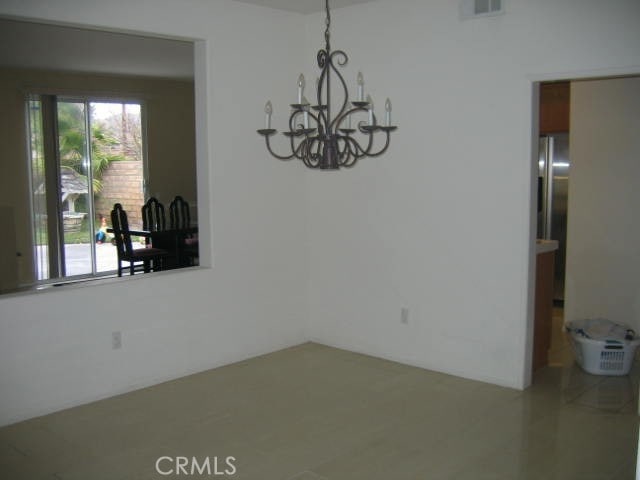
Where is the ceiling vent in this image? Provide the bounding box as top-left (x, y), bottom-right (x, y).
top-left (460, 0), bottom-right (504, 19)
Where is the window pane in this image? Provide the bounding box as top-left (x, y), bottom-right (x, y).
top-left (58, 100), bottom-right (92, 277)
top-left (90, 102), bottom-right (144, 273)
top-left (28, 99), bottom-right (48, 280)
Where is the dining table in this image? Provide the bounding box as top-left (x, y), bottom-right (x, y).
top-left (108, 226), bottom-right (198, 269)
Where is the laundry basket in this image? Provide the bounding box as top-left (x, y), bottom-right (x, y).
top-left (566, 319), bottom-right (640, 376)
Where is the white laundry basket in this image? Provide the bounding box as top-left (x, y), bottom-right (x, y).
top-left (568, 329), bottom-right (640, 376)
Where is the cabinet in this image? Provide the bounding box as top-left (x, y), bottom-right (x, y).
top-left (532, 249), bottom-right (556, 372)
top-left (539, 82), bottom-right (570, 134)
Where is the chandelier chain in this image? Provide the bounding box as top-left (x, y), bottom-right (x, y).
top-left (324, 0), bottom-right (331, 50)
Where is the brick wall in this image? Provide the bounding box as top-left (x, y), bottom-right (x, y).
top-left (95, 161), bottom-right (144, 228)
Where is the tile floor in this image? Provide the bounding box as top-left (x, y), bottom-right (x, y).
top-left (0, 340), bottom-right (638, 479)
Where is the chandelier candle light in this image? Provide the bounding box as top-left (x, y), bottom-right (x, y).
top-left (257, 0), bottom-right (397, 170)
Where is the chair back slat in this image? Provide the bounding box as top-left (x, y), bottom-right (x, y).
top-left (142, 197), bottom-right (166, 232)
top-left (110, 203), bottom-right (134, 258)
top-left (169, 196), bottom-right (191, 230)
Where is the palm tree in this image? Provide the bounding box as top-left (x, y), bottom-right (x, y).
top-left (56, 102), bottom-right (124, 193)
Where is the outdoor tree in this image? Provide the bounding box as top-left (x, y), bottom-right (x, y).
top-left (56, 102), bottom-right (125, 193)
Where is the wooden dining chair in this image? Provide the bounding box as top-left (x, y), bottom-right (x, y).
top-left (169, 195), bottom-right (190, 230)
top-left (110, 203), bottom-right (169, 276)
top-left (169, 195), bottom-right (198, 266)
top-left (141, 197), bottom-right (166, 246)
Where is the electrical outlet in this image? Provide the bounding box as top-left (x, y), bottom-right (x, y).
top-left (401, 307), bottom-right (409, 325)
top-left (112, 331), bottom-right (122, 350)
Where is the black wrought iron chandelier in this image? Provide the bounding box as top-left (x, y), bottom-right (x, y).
top-left (257, 0), bottom-right (397, 170)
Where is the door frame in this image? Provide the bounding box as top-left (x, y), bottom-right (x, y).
top-left (523, 66), bottom-right (640, 387)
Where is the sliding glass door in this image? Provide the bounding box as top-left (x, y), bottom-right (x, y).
top-left (27, 96), bottom-right (144, 283)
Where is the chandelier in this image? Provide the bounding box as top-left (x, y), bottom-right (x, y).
top-left (257, 0), bottom-right (397, 170)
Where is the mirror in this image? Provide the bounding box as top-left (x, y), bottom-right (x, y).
top-left (0, 18), bottom-right (198, 293)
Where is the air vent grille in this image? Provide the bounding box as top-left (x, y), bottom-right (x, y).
top-left (460, 0), bottom-right (504, 19)
top-left (475, 0), bottom-right (501, 15)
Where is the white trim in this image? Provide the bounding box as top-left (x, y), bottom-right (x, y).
top-left (193, 39), bottom-right (212, 269)
top-left (527, 66), bottom-right (640, 83)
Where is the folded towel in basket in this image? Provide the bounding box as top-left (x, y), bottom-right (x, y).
top-left (566, 318), bottom-right (635, 342)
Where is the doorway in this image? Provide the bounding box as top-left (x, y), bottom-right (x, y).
top-left (27, 95), bottom-right (145, 282)
top-left (531, 74), bottom-right (640, 375)
top-left (537, 81), bottom-right (570, 304)
top-left (532, 81), bottom-right (571, 373)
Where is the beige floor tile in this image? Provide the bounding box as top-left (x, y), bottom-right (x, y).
top-left (573, 376), bottom-right (637, 412)
top-left (1, 342), bottom-right (638, 479)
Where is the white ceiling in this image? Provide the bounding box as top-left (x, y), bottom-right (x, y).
top-left (230, 0), bottom-right (377, 14)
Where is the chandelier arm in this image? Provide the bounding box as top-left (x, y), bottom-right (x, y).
top-left (340, 151), bottom-right (358, 168)
top-left (283, 113), bottom-right (320, 160)
top-left (293, 136), bottom-right (314, 160)
top-left (303, 138), bottom-right (323, 169)
top-left (313, 137), bottom-right (323, 163)
top-left (299, 137), bottom-right (316, 167)
top-left (302, 132), bottom-right (322, 160)
top-left (288, 131), bottom-right (302, 158)
top-left (327, 50), bottom-right (350, 132)
top-left (301, 140), bottom-right (313, 167)
top-left (302, 156), bottom-right (318, 169)
top-left (264, 136), bottom-right (297, 161)
top-left (350, 127), bottom-right (375, 157)
top-left (314, 136), bottom-right (326, 167)
top-left (288, 115), bottom-right (312, 136)
top-left (337, 135), bottom-right (362, 168)
top-left (316, 50), bottom-right (330, 129)
top-left (362, 130), bottom-right (393, 158)
top-left (290, 106), bottom-right (323, 127)
top-left (336, 137), bottom-right (355, 168)
top-left (336, 135), bottom-right (349, 156)
top-left (288, 111), bottom-right (301, 133)
top-left (335, 105), bottom-right (368, 132)
top-left (344, 135), bottom-right (366, 159)
top-left (338, 134), bottom-right (358, 166)
top-left (357, 112), bottom-right (379, 134)
top-left (341, 135), bottom-right (356, 157)
top-left (340, 129), bottom-right (393, 164)
top-left (353, 112), bottom-right (384, 156)
top-left (306, 109), bottom-right (323, 130)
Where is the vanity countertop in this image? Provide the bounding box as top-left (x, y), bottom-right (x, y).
top-left (536, 239), bottom-right (559, 254)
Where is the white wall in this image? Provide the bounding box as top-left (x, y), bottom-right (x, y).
top-left (304, 0), bottom-right (640, 388)
top-left (565, 77), bottom-right (640, 331)
top-left (0, 0), bottom-right (308, 426)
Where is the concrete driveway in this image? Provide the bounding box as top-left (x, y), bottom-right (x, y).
top-left (36, 241), bottom-right (144, 278)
